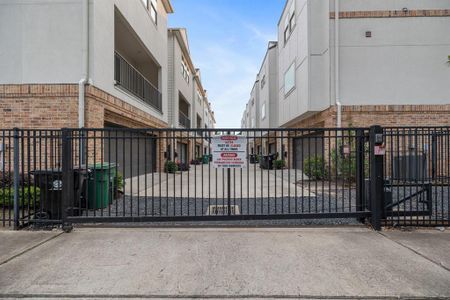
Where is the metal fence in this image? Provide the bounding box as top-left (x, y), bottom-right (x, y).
top-left (1, 129), bottom-right (62, 229)
top-left (1, 126), bottom-right (449, 230)
top-left (383, 127), bottom-right (450, 227)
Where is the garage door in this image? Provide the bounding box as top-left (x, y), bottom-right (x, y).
top-left (104, 127), bottom-right (157, 179)
top-left (293, 133), bottom-right (324, 169)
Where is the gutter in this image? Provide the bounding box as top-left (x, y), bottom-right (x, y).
top-left (335, 0), bottom-right (342, 127)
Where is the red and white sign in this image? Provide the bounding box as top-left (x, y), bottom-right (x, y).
top-left (212, 135), bottom-right (247, 168)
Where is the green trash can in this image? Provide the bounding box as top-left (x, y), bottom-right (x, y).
top-left (87, 163), bottom-right (117, 209)
top-left (202, 154), bottom-right (211, 164)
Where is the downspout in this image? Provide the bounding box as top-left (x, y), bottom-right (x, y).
top-left (79, 0), bottom-right (89, 128)
top-left (334, 0), bottom-right (342, 128)
top-left (79, 0), bottom-right (89, 164)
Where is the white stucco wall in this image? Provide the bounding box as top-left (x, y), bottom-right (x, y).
top-left (0, 0), bottom-right (171, 124)
top-left (333, 16), bottom-right (450, 106)
top-left (0, 0), bottom-right (84, 84)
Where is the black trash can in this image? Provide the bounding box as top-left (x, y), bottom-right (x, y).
top-left (249, 154), bottom-right (257, 164)
top-left (31, 168), bottom-right (89, 220)
top-left (260, 155), bottom-right (275, 170)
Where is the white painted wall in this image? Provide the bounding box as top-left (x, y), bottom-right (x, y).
top-left (333, 16), bottom-right (450, 106)
top-left (0, 0), bottom-right (171, 124)
top-left (0, 0), bottom-right (84, 84)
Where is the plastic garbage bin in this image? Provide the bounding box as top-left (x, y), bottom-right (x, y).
top-left (31, 168), bottom-right (88, 220)
top-left (202, 154), bottom-right (211, 164)
top-left (87, 163), bottom-right (117, 209)
top-left (259, 155), bottom-right (275, 170)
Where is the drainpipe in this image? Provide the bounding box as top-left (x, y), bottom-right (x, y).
top-left (79, 0), bottom-right (89, 164)
top-left (79, 0), bottom-right (89, 128)
top-left (334, 0), bottom-right (342, 128)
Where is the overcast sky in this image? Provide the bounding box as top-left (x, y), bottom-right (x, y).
top-left (169, 0), bottom-right (285, 128)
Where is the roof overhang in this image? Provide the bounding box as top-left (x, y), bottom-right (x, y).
top-left (162, 0), bottom-right (174, 14)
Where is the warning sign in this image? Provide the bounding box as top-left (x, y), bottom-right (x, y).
top-left (212, 135), bottom-right (247, 168)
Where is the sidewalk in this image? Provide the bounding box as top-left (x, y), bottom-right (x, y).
top-left (0, 227), bottom-right (449, 299)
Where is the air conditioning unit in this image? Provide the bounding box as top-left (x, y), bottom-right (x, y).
top-left (392, 155), bottom-right (427, 181)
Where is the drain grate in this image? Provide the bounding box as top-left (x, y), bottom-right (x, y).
top-left (206, 205), bottom-right (240, 216)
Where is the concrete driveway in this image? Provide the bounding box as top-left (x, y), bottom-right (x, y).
top-left (125, 165), bottom-right (314, 198)
top-left (0, 227), bottom-right (449, 299)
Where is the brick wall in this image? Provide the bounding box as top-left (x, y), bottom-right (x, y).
top-left (0, 84), bottom-right (168, 130)
top-left (330, 9), bottom-right (450, 19)
top-left (0, 84), bottom-right (170, 172)
top-left (285, 105), bottom-right (450, 129)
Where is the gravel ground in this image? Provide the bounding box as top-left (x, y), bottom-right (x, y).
top-left (77, 185), bottom-right (448, 226)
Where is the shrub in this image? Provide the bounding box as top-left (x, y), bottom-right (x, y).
top-left (0, 171), bottom-right (13, 187)
top-left (331, 147), bottom-right (356, 181)
top-left (0, 186), bottom-right (40, 207)
top-left (273, 160), bottom-right (286, 170)
top-left (303, 156), bottom-right (327, 180)
top-left (164, 161), bottom-right (178, 174)
top-left (0, 172), bottom-right (34, 188)
top-left (330, 132), bottom-right (369, 181)
top-left (115, 172), bottom-right (124, 192)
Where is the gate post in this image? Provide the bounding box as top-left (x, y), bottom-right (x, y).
top-left (355, 128), bottom-right (365, 222)
top-left (227, 131), bottom-right (231, 216)
top-left (13, 128), bottom-right (20, 230)
top-left (61, 128), bottom-right (74, 232)
top-left (369, 125), bottom-right (384, 231)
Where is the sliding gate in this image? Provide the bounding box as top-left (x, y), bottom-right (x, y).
top-left (60, 127), bottom-right (373, 225)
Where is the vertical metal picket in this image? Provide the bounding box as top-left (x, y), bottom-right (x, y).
top-left (355, 128), bottom-right (366, 222)
top-left (13, 128), bottom-right (20, 230)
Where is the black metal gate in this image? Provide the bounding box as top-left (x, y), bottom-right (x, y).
top-left (58, 127), bottom-right (373, 226)
top-left (2, 126), bottom-right (449, 230)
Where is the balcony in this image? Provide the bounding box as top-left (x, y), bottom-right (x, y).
top-left (114, 52), bottom-right (162, 112)
top-left (179, 111), bottom-right (191, 129)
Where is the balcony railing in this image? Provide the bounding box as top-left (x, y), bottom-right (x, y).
top-left (179, 112), bottom-right (191, 128)
top-left (114, 52), bottom-right (162, 112)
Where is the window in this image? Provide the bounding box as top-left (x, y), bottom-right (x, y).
top-left (261, 103), bottom-right (266, 120)
top-left (251, 117), bottom-right (255, 128)
top-left (181, 57), bottom-right (190, 84)
top-left (142, 0), bottom-right (157, 24)
top-left (284, 63), bottom-right (295, 95)
top-left (261, 75), bottom-right (266, 89)
top-left (284, 4), bottom-right (296, 44)
top-left (150, 0), bottom-right (157, 24)
top-left (197, 90), bottom-right (202, 103)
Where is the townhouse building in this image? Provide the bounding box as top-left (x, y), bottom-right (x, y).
top-left (167, 28), bottom-right (215, 163)
top-left (242, 0), bottom-right (450, 168)
top-left (277, 0), bottom-right (450, 129)
top-left (241, 42), bottom-right (279, 155)
top-left (0, 0), bottom-right (173, 130)
top-left (0, 0), bottom-right (215, 174)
